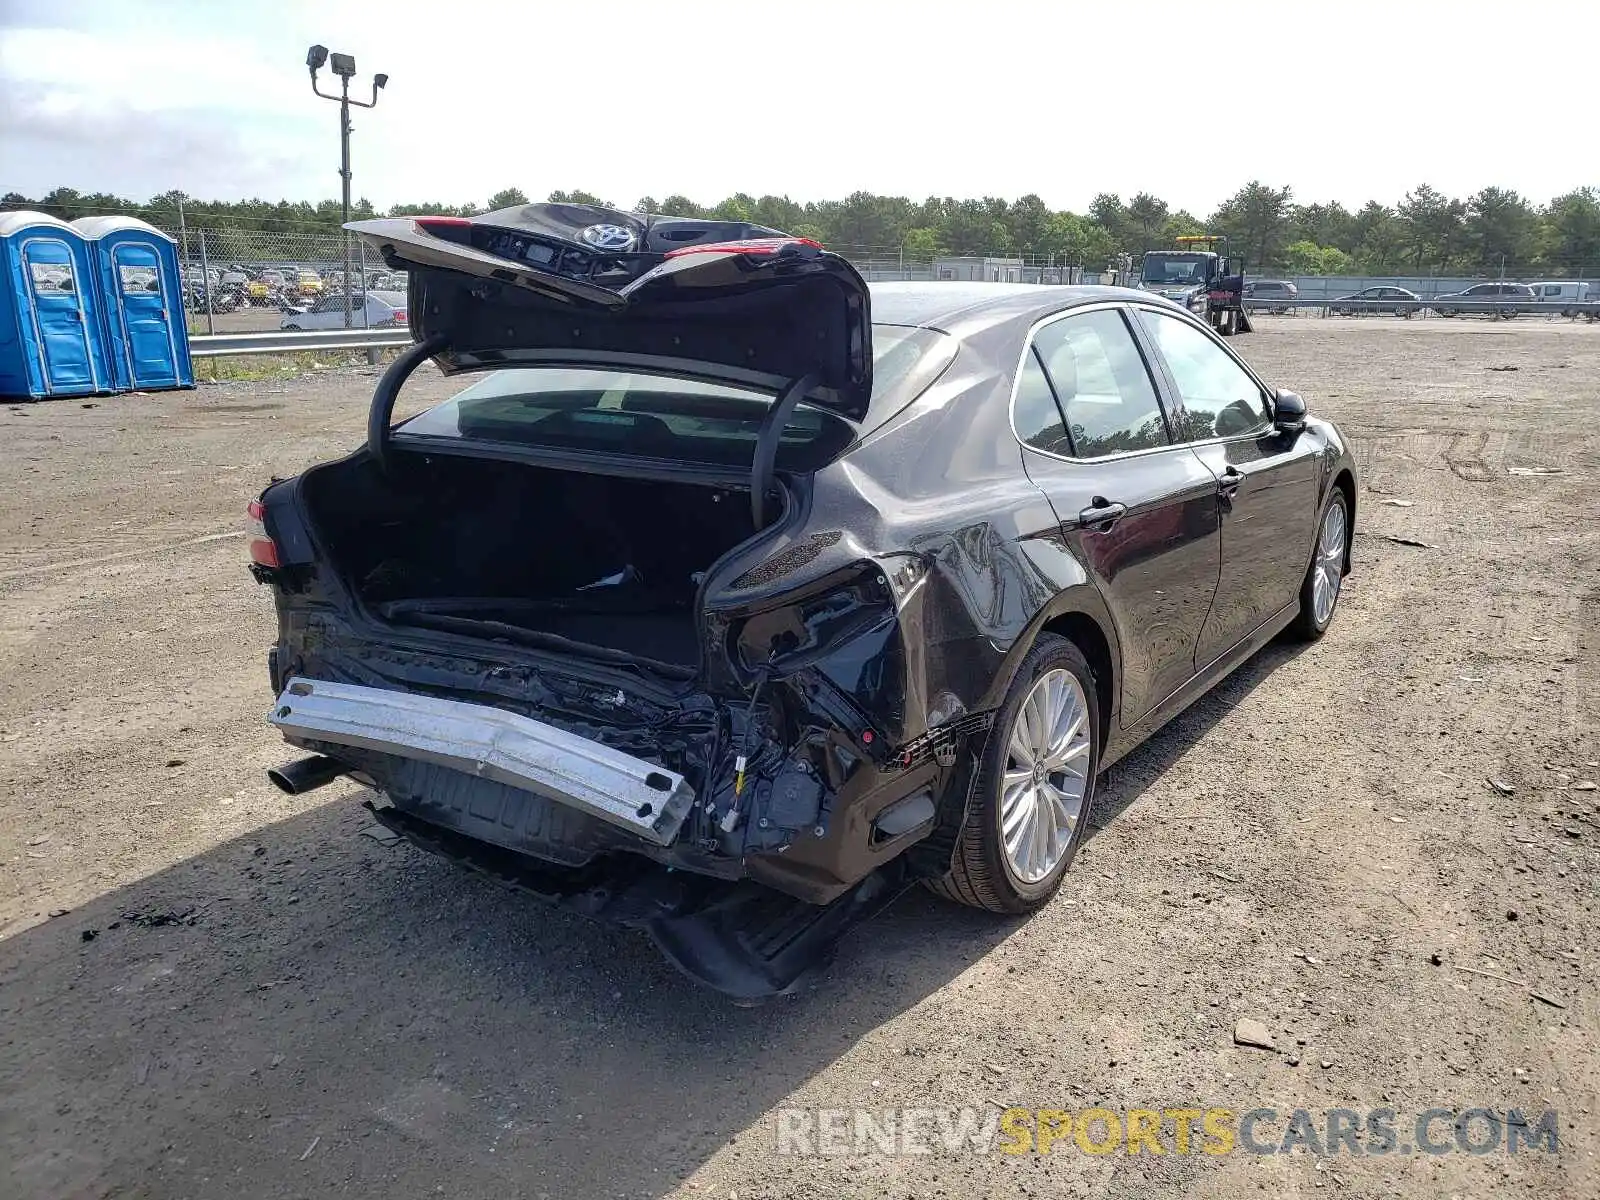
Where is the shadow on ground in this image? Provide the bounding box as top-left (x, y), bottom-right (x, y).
top-left (0, 642), bottom-right (1300, 1200)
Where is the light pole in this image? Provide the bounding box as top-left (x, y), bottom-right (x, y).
top-left (306, 45), bottom-right (387, 328)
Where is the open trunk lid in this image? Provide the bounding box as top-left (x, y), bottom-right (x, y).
top-left (348, 203), bottom-right (873, 420)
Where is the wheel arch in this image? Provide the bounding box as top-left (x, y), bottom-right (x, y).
top-left (1332, 467), bottom-right (1356, 572)
top-left (990, 586), bottom-right (1122, 747)
top-left (1038, 610), bottom-right (1116, 748)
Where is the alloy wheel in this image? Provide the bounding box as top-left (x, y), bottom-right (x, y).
top-left (1312, 500), bottom-right (1347, 625)
top-left (1000, 668), bottom-right (1092, 883)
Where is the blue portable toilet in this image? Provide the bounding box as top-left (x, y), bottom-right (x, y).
top-left (0, 211), bottom-right (111, 399)
top-left (75, 215), bottom-right (193, 392)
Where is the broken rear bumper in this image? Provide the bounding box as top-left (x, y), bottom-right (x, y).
top-left (269, 676), bottom-right (695, 845)
top-left (366, 801), bottom-right (912, 1001)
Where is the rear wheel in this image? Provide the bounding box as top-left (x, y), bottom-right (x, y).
top-left (1290, 491), bottom-right (1348, 640)
top-left (926, 634), bottom-right (1099, 914)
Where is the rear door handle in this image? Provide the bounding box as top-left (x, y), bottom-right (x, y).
top-left (1078, 497), bottom-right (1127, 529)
top-left (1218, 466), bottom-right (1244, 496)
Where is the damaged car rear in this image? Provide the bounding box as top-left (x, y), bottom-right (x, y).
top-left (252, 202), bottom-right (1356, 999)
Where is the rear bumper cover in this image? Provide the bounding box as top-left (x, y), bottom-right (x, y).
top-left (268, 676), bottom-right (695, 846)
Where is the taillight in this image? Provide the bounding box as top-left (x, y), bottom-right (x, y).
top-left (663, 237), bottom-right (824, 259)
top-left (247, 499), bottom-right (281, 569)
top-left (415, 216), bottom-right (473, 244)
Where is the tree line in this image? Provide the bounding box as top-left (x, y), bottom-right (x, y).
top-left (6, 181), bottom-right (1599, 277)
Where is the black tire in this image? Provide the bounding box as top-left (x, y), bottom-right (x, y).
top-left (925, 634), bottom-right (1101, 914)
top-left (1289, 489), bottom-right (1349, 640)
top-left (1394, 306), bottom-right (1409, 318)
top-left (284, 323), bottom-right (302, 331)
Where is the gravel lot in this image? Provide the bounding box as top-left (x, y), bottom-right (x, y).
top-left (1, 318), bottom-right (1596, 1199)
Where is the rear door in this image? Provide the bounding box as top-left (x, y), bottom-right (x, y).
top-left (21, 239), bottom-right (97, 393)
top-left (111, 242), bottom-right (179, 388)
top-left (1015, 305), bottom-right (1222, 723)
top-left (1134, 306), bottom-right (1319, 667)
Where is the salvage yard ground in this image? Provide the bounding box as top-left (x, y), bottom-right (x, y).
top-left (1, 318), bottom-right (1596, 1199)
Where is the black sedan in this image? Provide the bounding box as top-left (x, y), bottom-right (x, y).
top-left (1330, 286), bottom-right (1421, 316)
top-left (249, 204), bottom-right (1357, 997)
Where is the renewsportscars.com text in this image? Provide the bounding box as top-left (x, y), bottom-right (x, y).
top-left (774, 1106), bottom-right (1559, 1157)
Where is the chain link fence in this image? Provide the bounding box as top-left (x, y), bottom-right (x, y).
top-left (158, 226), bottom-right (405, 335)
top-left (138, 223), bottom-right (1600, 334)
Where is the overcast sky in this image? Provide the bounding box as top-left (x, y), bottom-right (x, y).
top-left (1, 0), bottom-right (1594, 216)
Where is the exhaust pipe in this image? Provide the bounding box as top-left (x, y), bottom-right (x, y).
top-left (267, 754), bottom-right (348, 796)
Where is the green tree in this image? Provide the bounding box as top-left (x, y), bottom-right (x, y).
top-left (1348, 202), bottom-right (1407, 273)
top-left (1542, 187), bottom-right (1600, 274)
top-left (659, 194), bottom-right (703, 217)
top-left (486, 187), bottom-right (529, 210)
top-left (1282, 240), bottom-right (1353, 275)
top-left (712, 193), bottom-right (756, 223)
top-left (751, 195), bottom-right (804, 231)
top-left (547, 189), bottom-right (611, 207)
top-left (1125, 192), bottom-right (1170, 255)
top-left (1397, 184), bottom-right (1467, 272)
top-left (1293, 202), bottom-right (1355, 252)
top-left (1087, 193), bottom-right (1131, 254)
top-left (901, 227), bottom-right (944, 260)
top-left (1463, 187), bottom-right (1537, 272)
top-left (1005, 193), bottom-right (1053, 260)
top-left (1209, 181), bottom-right (1294, 271)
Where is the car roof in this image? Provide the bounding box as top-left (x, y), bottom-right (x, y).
top-left (868, 281), bottom-right (1156, 335)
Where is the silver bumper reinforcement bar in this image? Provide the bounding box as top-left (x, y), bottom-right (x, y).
top-left (268, 676), bottom-right (695, 845)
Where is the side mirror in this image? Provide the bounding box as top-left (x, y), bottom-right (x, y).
top-left (1272, 389), bottom-right (1307, 435)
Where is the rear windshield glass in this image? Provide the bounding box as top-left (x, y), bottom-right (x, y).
top-left (397, 324), bottom-right (953, 470)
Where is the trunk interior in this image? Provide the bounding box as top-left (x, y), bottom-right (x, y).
top-left (300, 454), bottom-right (762, 668)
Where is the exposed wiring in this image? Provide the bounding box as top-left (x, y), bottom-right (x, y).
top-left (721, 660), bottom-right (774, 833)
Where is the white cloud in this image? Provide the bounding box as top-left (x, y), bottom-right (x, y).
top-left (1, 0), bottom-right (1596, 216)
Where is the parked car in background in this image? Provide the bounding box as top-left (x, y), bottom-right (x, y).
top-left (1430, 282), bottom-right (1535, 318)
top-left (290, 269), bottom-right (324, 299)
top-left (279, 290), bottom-right (407, 330)
top-left (217, 270), bottom-right (252, 310)
top-left (1330, 286), bottom-right (1421, 317)
top-left (1243, 279), bottom-right (1299, 313)
top-left (250, 203), bottom-right (1358, 998)
top-left (1526, 281), bottom-right (1590, 317)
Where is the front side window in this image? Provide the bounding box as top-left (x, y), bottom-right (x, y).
top-left (1138, 309), bottom-right (1271, 441)
top-left (1031, 309), bottom-right (1170, 459)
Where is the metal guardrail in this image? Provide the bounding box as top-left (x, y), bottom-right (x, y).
top-left (1243, 297), bottom-right (1600, 317)
top-left (190, 328), bottom-right (414, 357)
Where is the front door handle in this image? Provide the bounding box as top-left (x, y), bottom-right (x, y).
top-left (1218, 466), bottom-right (1244, 496)
top-left (1078, 497), bottom-right (1127, 529)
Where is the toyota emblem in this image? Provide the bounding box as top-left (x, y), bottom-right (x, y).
top-left (579, 223), bottom-right (637, 252)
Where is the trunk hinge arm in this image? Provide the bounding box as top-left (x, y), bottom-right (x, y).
top-left (750, 372), bottom-right (820, 529)
top-left (368, 333), bottom-right (450, 471)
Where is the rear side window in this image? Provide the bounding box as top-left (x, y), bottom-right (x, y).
top-left (1013, 349), bottom-right (1073, 455)
top-left (1030, 309), bottom-right (1170, 459)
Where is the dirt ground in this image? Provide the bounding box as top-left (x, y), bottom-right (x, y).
top-left (1, 317), bottom-right (1596, 1199)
